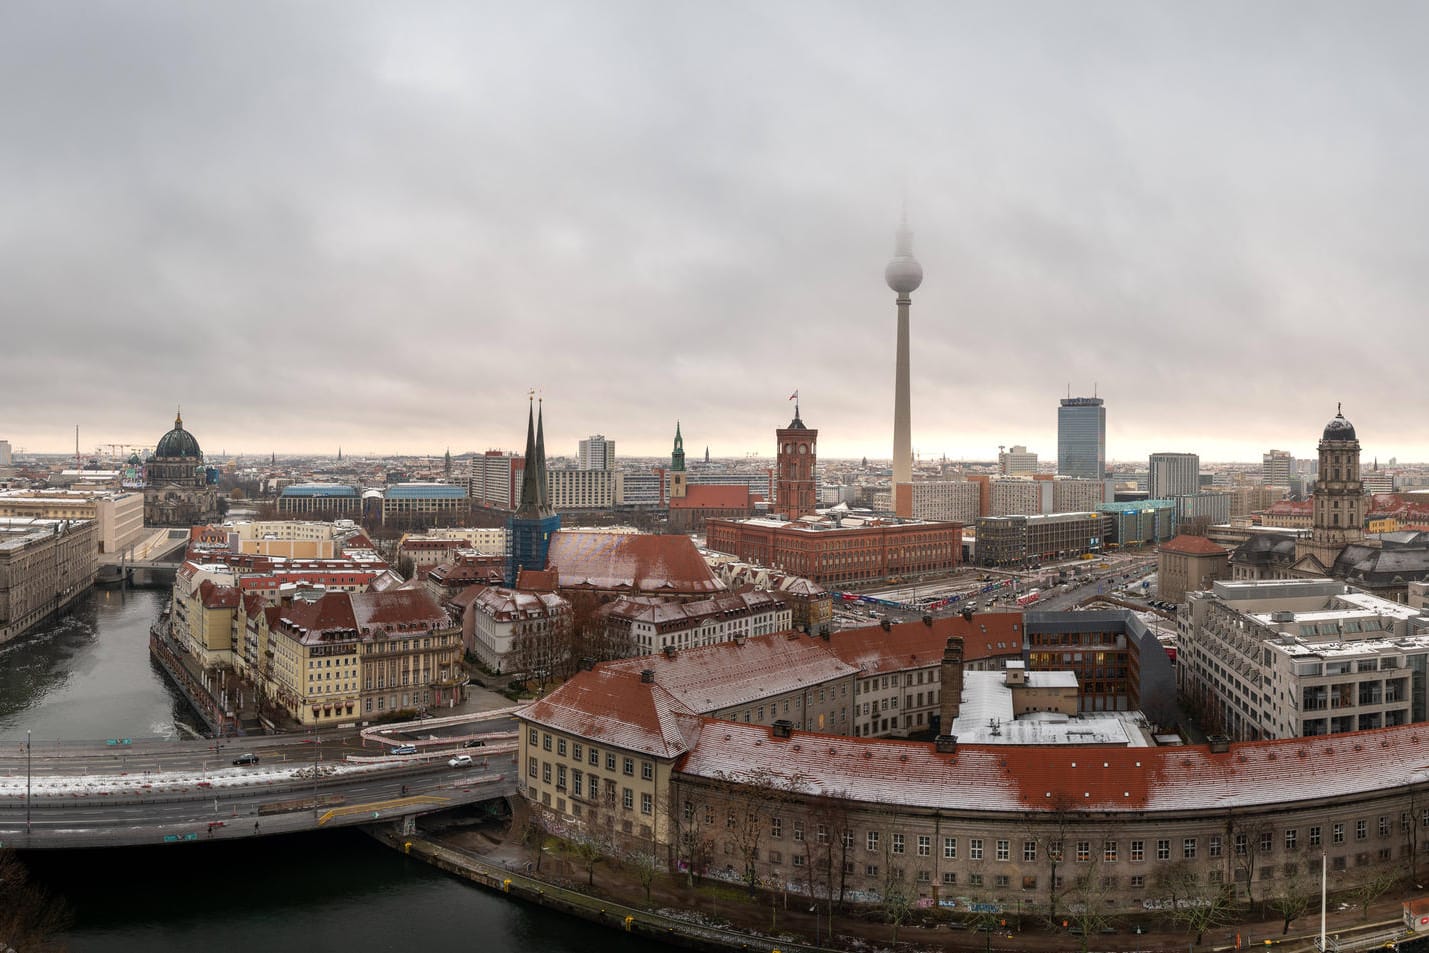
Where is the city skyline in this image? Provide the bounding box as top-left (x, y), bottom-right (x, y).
top-left (5, 4), bottom-right (1429, 463)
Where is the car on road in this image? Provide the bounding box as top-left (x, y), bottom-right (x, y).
top-left (463, 739), bottom-right (486, 748)
top-left (232, 753), bottom-right (260, 766)
top-left (448, 754), bottom-right (473, 768)
top-left (391, 744), bottom-right (417, 755)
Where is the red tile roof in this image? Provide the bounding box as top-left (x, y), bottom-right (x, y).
top-left (519, 668), bottom-right (704, 759)
top-left (676, 721), bottom-right (1429, 814)
top-left (670, 484), bottom-right (751, 509)
top-left (1159, 534), bottom-right (1230, 556)
top-left (198, 580), bottom-right (241, 610)
top-left (602, 633), bottom-right (858, 712)
top-left (827, 613), bottom-right (1023, 673)
top-left (546, 531), bottom-right (725, 595)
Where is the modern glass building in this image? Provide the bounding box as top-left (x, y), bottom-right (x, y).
top-left (1057, 396), bottom-right (1105, 480)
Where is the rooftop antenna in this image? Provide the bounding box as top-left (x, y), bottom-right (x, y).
top-left (1093, 381), bottom-right (1098, 398)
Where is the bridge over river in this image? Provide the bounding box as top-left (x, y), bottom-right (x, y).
top-left (0, 710), bottom-right (520, 849)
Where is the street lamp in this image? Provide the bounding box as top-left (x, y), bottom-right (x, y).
top-left (25, 729), bottom-right (31, 835)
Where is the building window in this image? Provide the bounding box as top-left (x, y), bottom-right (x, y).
top-left (589, 748), bottom-right (599, 766)
top-left (1309, 826), bottom-right (1321, 847)
top-left (867, 831), bottom-right (880, 852)
top-left (557, 738), bottom-right (567, 757)
top-left (1130, 840), bottom-right (1144, 862)
top-left (917, 835), bottom-right (930, 857)
top-left (944, 837), bottom-right (957, 859)
top-left (1235, 833), bottom-right (1249, 855)
top-left (771, 817), bottom-right (783, 839)
top-left (1075, 841), bottom-right (1091, 863)
top-left (1156, 840), bottom-right (1170, 861)
top-left (1333, 824), bottom-right (1345, 845)
top-left (640, 792), bottom-right (652, 815)
top-left (622, 788), bottom-right (634, 810)
top-left (542, 763), bottom-right (551, 784)
top-left (529, 728), bottom-right (539, 745)
top-left (527, 757), bottom-right (537, 778)
top-left (642, 761), bottom-right (653, 781)
top-left (623, 757), bottom-right (635, 776)
top-left (1104, 841), bottom-right (1117, 863)
top-left (969, 839), bottom-right (983, 861)
top-left (542, 733), bottom-right (551, 751)
top-left (793, 820), bottom-right (804, 842)
top-left (1024, 841), bottom-right (1038, 862)
top-left (1184, 838), bottom-right (1196, 860)
top-left (892, 833), bottom-right (905, 855)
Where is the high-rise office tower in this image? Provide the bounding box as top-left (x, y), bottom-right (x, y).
top-left (1057, 396), bottom-right (1105, 480)
top-left (1262, 449), bottom-right (1293, 487)
top-left (886, 217), bottom-right (923, 518)
top-left (578, 434), bottom-right (615, 470)
top-left (998, 445), bottom-right (1038, 476)
top-left (1149, 452), bottom-right (1200, 500)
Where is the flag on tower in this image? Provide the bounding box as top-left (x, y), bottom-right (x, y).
top-left (788, 390), bottom-right (798, 401)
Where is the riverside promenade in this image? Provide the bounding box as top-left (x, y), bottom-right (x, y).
top-left (371, 829), bottom-right (828, 953)
top-left (372, 826), bottom-right (1423, 953)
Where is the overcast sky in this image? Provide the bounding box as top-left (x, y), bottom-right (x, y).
top-left (4, 2), bottom-right (1426, 466)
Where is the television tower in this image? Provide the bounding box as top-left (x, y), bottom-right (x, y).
top-left (886, 215), bottom-right (923, 517)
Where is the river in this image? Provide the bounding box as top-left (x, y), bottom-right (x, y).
top-left (2, 591), bottom-right (666, 953)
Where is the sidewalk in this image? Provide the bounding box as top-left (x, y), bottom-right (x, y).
top-left (427, 807), bottom-right (1424, 953)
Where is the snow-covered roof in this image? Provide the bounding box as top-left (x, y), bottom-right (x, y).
top-left (676, 720), bottom-right (1429, 814)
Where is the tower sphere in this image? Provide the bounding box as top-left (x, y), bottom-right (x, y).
top-left (885, 256), bottom-right (923, 294)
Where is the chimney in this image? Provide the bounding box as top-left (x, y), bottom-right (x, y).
top-left (771, 719), bottom-right (793, 739)
top-left (1207, 735), bottom-right (1231, 754)
top-left (880, 618), bottom-right (892, 632)
top-left (922, 614), bottom-right (933, 626)
top-left (934, 734), bottom-right (958, 754)
top-left (939, 636), bottom-right (965, 730)
top-left (640, 669), bottom-right (655, 684)
top-left (663, 645), bottom-right (676, 659)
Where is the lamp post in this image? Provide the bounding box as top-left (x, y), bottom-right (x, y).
top-left (311, 726), bottom-right (320, 818)
top-left (25, 729), bottom-right (32, 835)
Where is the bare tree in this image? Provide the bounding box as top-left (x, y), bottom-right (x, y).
top-left (1345, 867), bottom-right (1402, 921)
top-left (566, 829), bottom-right (611, 886)
top-left (1154, 860), bottom-right (1234, 945)
top-left (1267, 863), bottom-right (1316, 935)
top-left (880, 875), bottom-right (914, 944)
top-left (1024, 793), bottom-right (1080, 926)
top-left (1225, 811), bottom-right (1271, 906)
top-left (624, 846), bottom-right (660, 904)
top-left (0, 848), bottom-right (71, 953)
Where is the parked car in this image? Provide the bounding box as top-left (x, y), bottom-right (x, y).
top-left (391, 744), bottom-right (417, 755)
top-left (463, 739), bottom-right (486, 748)
top-left (448, 754), bottom-right (473, 768)
top-left (232, 753), bottom-right (260, 766)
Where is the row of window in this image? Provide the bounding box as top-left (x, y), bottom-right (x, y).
top-left (531, 729), bottom-right (654, 779)
top-left (689, 811), bottom-right (1427, 859)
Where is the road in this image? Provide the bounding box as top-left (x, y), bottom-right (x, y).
top-left (0, 710), bottom-right (520, 848)
top-left (832, 552), bottom-right (1162, 627)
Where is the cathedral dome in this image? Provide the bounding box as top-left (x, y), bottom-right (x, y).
top-left (1322, 409), bottom-right (1357, 442)
top-left (155, 412), bottom-right (202, 459)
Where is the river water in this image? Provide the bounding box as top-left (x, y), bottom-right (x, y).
top-left (3, 591), bottom-right (666, 953)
